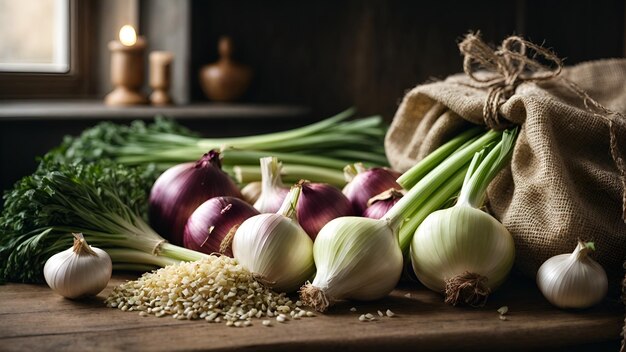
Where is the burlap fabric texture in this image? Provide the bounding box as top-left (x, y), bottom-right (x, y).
top-left (385, 34), bottom-right (626, 292)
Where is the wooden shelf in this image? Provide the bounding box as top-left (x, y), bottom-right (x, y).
top-left (0, 274), bottom-right (621, 351)
top-left (0, 100), bottom-right (310, 121)
top-left (0, 100), bottom-right (312, 194)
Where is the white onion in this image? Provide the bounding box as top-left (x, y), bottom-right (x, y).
top-left (233, 185), bottom-right (314, 292)
top-left (300, 217), bottom-right (403, 312)
top-left (411, 206), bottom-right (515, 306)
top-left (410, 129), bottom-right (518, 306)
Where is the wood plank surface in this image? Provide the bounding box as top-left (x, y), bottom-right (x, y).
top-left (0, 274), bottom-right (622, 352)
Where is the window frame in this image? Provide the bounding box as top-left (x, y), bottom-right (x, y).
top-left (0, 0), bottom-right (93, 98)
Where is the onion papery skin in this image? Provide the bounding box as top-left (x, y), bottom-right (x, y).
top-left (307, 217), bottom-right (403, 307)
top-left (149, 151), bottom-right (243, 246)
top-left (298, 182), bottom-right (353, 240)
top-left (232, 213), bottom-right (315, 293)
top-left (410, 206), bottom-right (515, 293)
top-left (342, 168), bottom-right (401, 216)
top-left (363, 189), bottom-right (403, 220)
top-left (183, 197), bottom-right (259, 257)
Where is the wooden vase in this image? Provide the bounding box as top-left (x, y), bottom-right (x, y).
top-left (199, 37), bottom-right (252, 102)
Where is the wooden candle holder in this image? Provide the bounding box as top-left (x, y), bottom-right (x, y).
top-left (105, 37), bottom-right (148, 106)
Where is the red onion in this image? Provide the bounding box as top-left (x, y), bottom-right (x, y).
top-left (363, 189), bottom-right (405, 219)
top-left (297, 180), bottom-right (353, 240)
top-left (254, 156), bottom-right (289, 213)
top-left (149, 150), bottom-right (243, 245)
top-left (183, 197), bottom-right (259, 257)
top-left (342, 163), bottom-right (402, 216)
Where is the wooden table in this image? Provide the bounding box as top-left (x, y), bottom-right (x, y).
top-left (0, 274), bottom-right (622, 351)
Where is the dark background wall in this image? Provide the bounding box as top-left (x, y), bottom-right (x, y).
top-left (190, 0), bottom-right (625, 119)
top-left (1, 0), bottom-right (624, 194)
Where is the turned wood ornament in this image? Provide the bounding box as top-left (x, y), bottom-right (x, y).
top-left (199, 37), bottom-right (252, 102)
top-left (149, 51), bottom-right (174, 105)
top-left (105, 26), bottom-right (148, 106)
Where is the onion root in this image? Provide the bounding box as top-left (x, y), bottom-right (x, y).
top-left (299, 283), bottom-right (331, 312)
top-left (444, 271), bottom-right (491, 307)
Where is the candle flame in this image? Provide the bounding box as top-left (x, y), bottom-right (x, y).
top-left (119, 25), bottom-right (137, 46)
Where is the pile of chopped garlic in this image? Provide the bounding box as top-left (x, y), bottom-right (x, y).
top-left (105, 255), bottom-right (315, 326)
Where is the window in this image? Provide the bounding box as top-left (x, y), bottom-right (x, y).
top-left (0, 0), bottom-right (70, 73)
top-left (0, 0), bottom-right (91, 98)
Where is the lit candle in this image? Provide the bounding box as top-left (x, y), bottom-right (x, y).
top-left (104, 25), bottom-right (148, 106)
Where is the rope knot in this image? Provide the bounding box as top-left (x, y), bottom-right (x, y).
top-left (459, 32), bottom-right (563, 129)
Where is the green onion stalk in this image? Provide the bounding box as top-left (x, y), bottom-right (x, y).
top-left (51, 108), bottom-right (390, 185)
top-left (394, 129), bottom-right (504, 254)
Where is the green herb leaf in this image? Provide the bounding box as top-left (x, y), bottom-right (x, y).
top-left (0, 159), bottom-right (160, 282)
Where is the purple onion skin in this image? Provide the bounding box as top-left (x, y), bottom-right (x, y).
top-left (297, 182), bottom-right (353, 240)
top-left (342, 168), bottom-right (402, 216)
top-left (363, 196), bottom-right (402, 219)
top-left (184, 197), bottom-right (259, 257)
top-left (149, 151), bottom-right (243, 246)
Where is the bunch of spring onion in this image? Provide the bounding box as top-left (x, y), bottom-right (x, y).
top-left (300, 127), bottom-right (514, 311)
top-left (411, 128), bottom-right (518, 306)
top-left (0, 158), bottom-right (208, 283)
top-left (50, 108), bottom-right (388, 187)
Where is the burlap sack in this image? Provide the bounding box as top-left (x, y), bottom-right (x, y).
top-left (385, 35), bottom-right (626, 292)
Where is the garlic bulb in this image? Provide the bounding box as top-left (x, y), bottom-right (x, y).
top-left (44, 233), bottom-right (112, 299)
top-left (536, 241), bottom-right (608, 309)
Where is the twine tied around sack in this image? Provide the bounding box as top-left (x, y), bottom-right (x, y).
top-left (459, 32), bottom-right (563, 130)
top-left (459, 32), bottom-right (626, 222)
